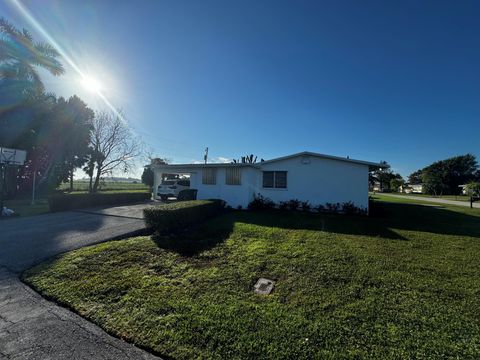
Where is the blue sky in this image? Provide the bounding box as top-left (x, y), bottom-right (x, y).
top-left (2, 0), bottom-right (479, 177)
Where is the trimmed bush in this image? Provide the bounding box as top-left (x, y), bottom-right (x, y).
top-left (300, 201), bottom-right (311, 212)
top-left (341, 201), bottom-right (367, 215)
top-left (247, 194), bottom-right (275, 210)
top-left (144, 199), bottom-right (225, 234)
top-left (48, 192), bottom-right (151, 212)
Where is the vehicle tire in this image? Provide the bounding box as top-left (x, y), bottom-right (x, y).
top-left (160, 195), bottom-right (167, 201)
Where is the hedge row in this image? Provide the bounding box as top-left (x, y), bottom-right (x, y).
top-left (144, 199), bottom-right (225, 234)
top-left (48, 192), bottom-right (151, 212)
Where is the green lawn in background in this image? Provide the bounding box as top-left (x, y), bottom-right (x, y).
top-left (381, 192), bottom-right (471, 202)
top-left (3, 198), bottom-right (50, 217)
top-left (3, 181), bottom-right (151, 218)
top-left (24, 197), bottom-right (480, 359)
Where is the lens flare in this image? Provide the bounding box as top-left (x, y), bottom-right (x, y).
top-left (9, 0), bottom-right (126, 123)
top-left (81, 76), bottom-right (102, 94)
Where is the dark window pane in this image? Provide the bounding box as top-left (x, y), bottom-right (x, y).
top-left (263, 171), bottom-right (274, 188)
top-left (275, 171), bottom-right (287, 188)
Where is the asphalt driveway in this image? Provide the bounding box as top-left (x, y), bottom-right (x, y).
top-left (0, 202), bottom-right (153, 272)
top-left (0, 201), bottom-right (161, 359)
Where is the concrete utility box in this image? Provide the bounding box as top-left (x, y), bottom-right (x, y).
top-left (253, 278), bottom-right (275, 295)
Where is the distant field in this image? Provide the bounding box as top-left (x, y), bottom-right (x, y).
top-left (57, 181), bottom-right (149, 192)
top-left (3, 181), bottom-right (150, 218)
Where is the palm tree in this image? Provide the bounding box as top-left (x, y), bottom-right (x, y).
top-left (0, 17), bottom-right (64, 95)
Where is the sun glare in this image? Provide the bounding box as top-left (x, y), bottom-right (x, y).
top-left (81, 76), bottom-right (102, 93)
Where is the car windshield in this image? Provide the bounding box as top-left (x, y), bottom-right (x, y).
top-left (161, 180), bottom-right (175, 186)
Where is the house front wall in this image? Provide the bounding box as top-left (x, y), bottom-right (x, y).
top-left (258, 156), bottom-right (369, 210)
top-left (153, 156), bottom-right (370, 211)
top-left (193, 167), bottom-right (257, 208)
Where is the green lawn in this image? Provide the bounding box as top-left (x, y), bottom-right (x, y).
top-left (3, 198), bottom-right (50, 217)
top-left (382, 192), bottom-right (471, 202)
top-left (3, 181), bottom-right (151, 218)
top-left (24, 198), bottom-right (480, 359)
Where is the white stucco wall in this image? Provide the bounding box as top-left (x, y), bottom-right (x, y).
top-left (258, 155), bottom-right (369, 210)
top-left (152, 155), bottom-right (370, 211)
top-left (194, 167), bottom-right (257, 208)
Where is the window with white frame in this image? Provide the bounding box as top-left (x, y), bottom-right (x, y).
top-left (202, 168), bottom-right (217, 185)
top-left (226, 167), bottom-right (241, 185)
top-left (262, 171), bottom-right (287, 188)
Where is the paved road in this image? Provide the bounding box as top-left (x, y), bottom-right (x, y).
top-left (0, 202), bottom-right (161, 360)
top-left (380, 193), bottom-right (480, 209)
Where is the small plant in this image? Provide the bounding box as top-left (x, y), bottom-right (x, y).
top-left (278, 201), bottom-right (289, 210)
top-left (301, 201), bottom-right (311, 212)
top-left (325, 202), bottom-right (341, 213)
top-left (248, 194), bottom-right (275, 210)
top-left (287, 199), bottom-right (301, 211)
top-left (341, 201), bottom-right (367, 215)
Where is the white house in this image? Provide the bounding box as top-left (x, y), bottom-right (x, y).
top-left (150, 151), bottom-right (384, 212)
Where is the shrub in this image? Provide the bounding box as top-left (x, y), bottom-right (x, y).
top-left (287, 199), bottom-right (301, 211)
top-left (177, 189), bottom-right (198, 201)
top-left (278, 201), bottom-right (289, 210)
top-left (248, 194), bottom-right (275, 210)
top-left (325, 202), bottom-right (341, 213)
top-left (143, 200), bottom-right (225, 234)
top-left (301, 201), bottom-right (311, 212)
top-left (48, 192), bottom-right (151, 212)
top-left (341, 201), bottom-right (366, 215)
top-left (465, 182), bottom-right (480, 196)
top-left (315, 204), bottom-right (325, 212)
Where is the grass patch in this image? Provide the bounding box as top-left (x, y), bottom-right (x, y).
top-left (3, 198), bottom-right (50, 217)
top-left (24, 199), bottom-right (480, 359)
top-left (381, 192), bottom-right (471, 202)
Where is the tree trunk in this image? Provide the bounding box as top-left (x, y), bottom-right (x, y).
top-left (88, 171), bottom-right (93, 193)
top-left (92, 166), bottom-right (102, 193)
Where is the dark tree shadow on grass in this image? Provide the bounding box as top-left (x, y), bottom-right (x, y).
top-left (152, 200), bottom-right (480, 256)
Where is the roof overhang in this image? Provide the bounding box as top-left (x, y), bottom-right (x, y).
top-left (148, 151), bottom-right (387, 172)
top-left (259, 151), bottom-right (386, 171)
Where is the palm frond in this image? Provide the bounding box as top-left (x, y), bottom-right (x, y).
top-left (22, 28), bottom-right (32, 41)
top-left (0, 17), bottom-right (21, 37)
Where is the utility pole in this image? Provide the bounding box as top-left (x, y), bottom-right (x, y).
top-left (204, 147), bottom-right (209, 164)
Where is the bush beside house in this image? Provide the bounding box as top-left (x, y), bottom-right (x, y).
top-left (247, 193), bottom-right (366, 214)
top-left (144, 199), bottom-right (225, 234)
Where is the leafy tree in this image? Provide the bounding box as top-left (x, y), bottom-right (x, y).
top-left (0, 17), bottom-right (64, 96)
top-left (54, 96), bottom-right (94, 191)
top-left (408, 170), bottom-right (423, 185)
top-left (390, 178), bottom-right (405, 192)
top-left (370, 161), bottom-right (403, 191)
top-left (420, 154), bottom-right (478, 195)
top-left (141, 167), bottom-right (154, 189)
top-left (464, 182), bottom-right (480, 196)
top-left (1, 93), bottom-right (93, 194)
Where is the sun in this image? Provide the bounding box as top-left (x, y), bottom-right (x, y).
top-left (80, 75), bottom-right (102, 94)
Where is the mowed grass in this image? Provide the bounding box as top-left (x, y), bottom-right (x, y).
top-left (24, 198), bottom-right (480, 359)
top-left (3, 197), bottom-right (50, 217)
top-left (4, 181), bottom-right (150, 218)
top-left (385, 192), bottom-right (472, 202)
